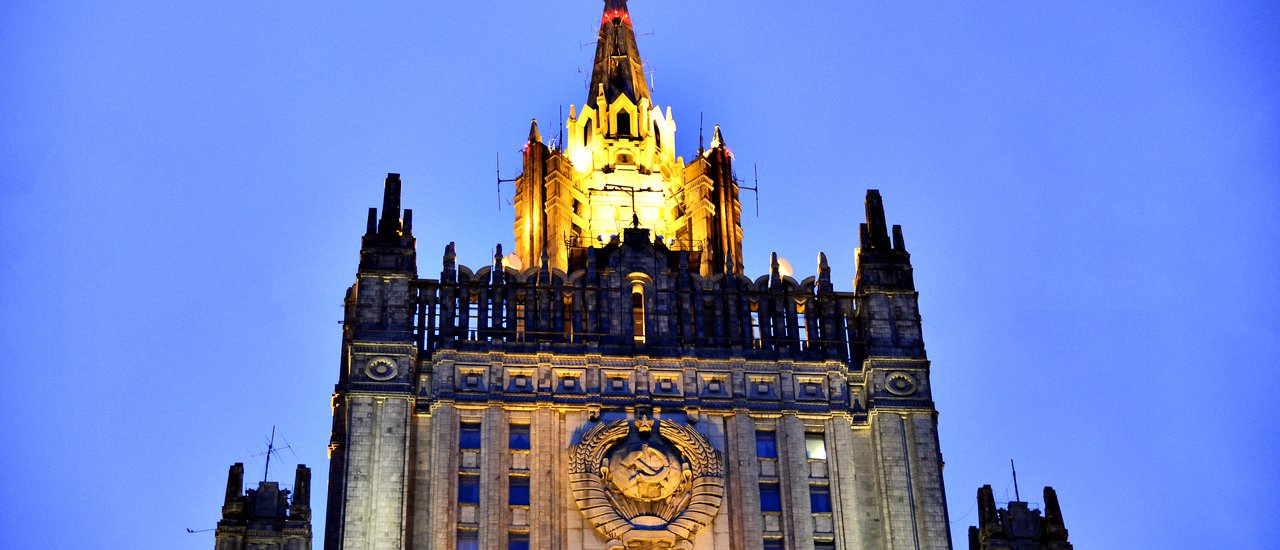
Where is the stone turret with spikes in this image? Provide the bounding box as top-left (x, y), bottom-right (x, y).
top-left (589, 0), bottom-right (649, 105)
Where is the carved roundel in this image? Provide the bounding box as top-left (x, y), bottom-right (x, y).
top-left (886, 372), bottom-right (917, 396)
top-left (365, 357), bottom-right (399, 381)
top-left (570, 417), bottom-right (724, 550)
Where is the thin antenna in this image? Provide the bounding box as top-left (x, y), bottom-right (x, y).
top-left (736, 163), bottom-right (762, 218)
top-left (496, 151), bottom-right (518, 211)
top-left (698, 112), bottom-right (704, 154)
top-left (1011, 459), bottom-right (1021, 502)
top-left (558, 105), bottom-right (564, 152)
top-left (251, 426), bottom-right (294, 483)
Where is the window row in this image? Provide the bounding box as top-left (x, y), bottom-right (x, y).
top-left (758, 482), bottom-right (832, 513)
top-left (458, 422), bottom-right (531, 451)
top-left (458, 474), bottom-right (530, 506)
top-left (754, 430), bottom-right (828, 460)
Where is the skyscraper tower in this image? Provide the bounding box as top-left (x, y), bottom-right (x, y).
top-left (322, 2), bottom-right (951, 549)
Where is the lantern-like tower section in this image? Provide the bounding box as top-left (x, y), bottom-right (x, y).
top-left (514, 0), bottom-right (743, 277)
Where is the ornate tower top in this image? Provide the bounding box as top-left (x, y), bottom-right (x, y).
top-left (589, 0), bottom-right (649, 105)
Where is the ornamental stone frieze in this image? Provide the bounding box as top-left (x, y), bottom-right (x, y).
top-left (569, 416), bottom-right (724, 549)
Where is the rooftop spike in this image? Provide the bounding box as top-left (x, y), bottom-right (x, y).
top-left (710, 124), bottom-right (725, 149)
top-left (528, 118), bottom-right (542, 143)
top-left (378, 173), bottom-right (403, 237)
top-left (863, 189), bottom-right (891, 250)
top-left (587, 0), bottom-right (649, 104)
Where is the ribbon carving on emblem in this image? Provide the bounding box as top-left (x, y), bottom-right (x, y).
top-left (569, 416), bottom-right (724, 549)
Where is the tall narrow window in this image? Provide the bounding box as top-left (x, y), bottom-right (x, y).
top-left (805, 433), bottom-right (827, 460)
top-left (810, 484), bottom-right (833, 513)
top-left (796, 310), bottom-right (808, 348)
top-left (583, 119), bottom-right (592, 146)
top-left (458, 475), bottom-right (479, 504)
top-left (467, 295), bottom-right (478, 340)
top-left (632, 288), bottom-right (646, 344)
top-left (616, 111), bottom-right (631, 136)
top-left (456, 531), bottom-right (479, 550)
top-left (509, 475), bottom-right (530, 506)
top-left (759, 483), bottom-right (782, 512)
top-left (509, 424), bottom-right (531, 451)
top-left (509, 533), bottom-right (530, 550)
top-left (750, 310), bottom-right (762, 348)
top-left (515, 302), bottom-right (526, 340)
top-left (459, 422), bottom-right (482, 450)
top-left (755, 430), bottom-right (778, 459)
top-left (563, 298), bottom-right (574, 341)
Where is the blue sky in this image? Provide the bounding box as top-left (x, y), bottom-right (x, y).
top-left (1, 1), bottom-right (1277, 548)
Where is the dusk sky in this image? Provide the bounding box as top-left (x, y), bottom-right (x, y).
top-left (2, 1), bottom-right (1277, 548)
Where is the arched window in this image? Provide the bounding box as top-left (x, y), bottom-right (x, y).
top-left (583, 119), bottom-right (592, 147)
top-left (616, 111), bottom-right (631, 137)
top-left (631, 286), bottom-right (646, 344)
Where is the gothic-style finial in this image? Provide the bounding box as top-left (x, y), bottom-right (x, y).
top-left (588, 0), bottom-right (649, 105)
top-left (443, 242), bottom-right (457, 281)
top-left (528, 118), bottom-right (542, 143)
top-left (290, 465), bottom-right (312, 521)
top-left (892, 224), bottom-right (906, 251)
top-left (863, 189), bottom-right (891, 250)
top-left (770, 251), bottom-right (780, 287)
top-left (1043, 486), bottom-right (1069, 539)
top-left (817, 251), bottom-right (832, 290)
top-left (224, 463), bottom-right (244, 505)
top-left (710, 124), bottom-right (725, 149)
top-left (378, 173), bottom-right (403, 237)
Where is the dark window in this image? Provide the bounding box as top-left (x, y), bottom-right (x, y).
top-left (756, 430), bottom-right (778, 459)
top-left (814, 542), bottom-right (836, 550)
top-left (759, 483), bottom-right (782, 512)
top-left (810, 484), bottom-right (833, 513)
top-left (509, 424), bottom-right (531, 450)
top-left (459, 422), bottom-right (482, 450)
top-left (508, 533), bottom-right (530, 550)
top-left (632, 290), bottom-right (646, 344)
top-left (458, 475), bottom-right (479, 504)
top-left (616, 111), bottom-right (631, 136)
top-left (509, 476), bottom-right (530, 506)
top-left (583, 119), bottom-right (592, 146)
top-left (456, 531), bottom-right (478, 550)
top-left (763, 538), bottom-right (785, 550)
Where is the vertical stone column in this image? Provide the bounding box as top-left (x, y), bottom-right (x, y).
top-left (727, 413), bottom-right (763, 550)
top-left (339, 395), bottom-right (410, 550)
top-left (905, 413), bottom-right (950, 550)
top-left (407, 412), bottom-right (433, 550)
top-left (530, 408), bottom-right (563, 550)
top-left (479, 407), bottom-right (510, 549)
top-left (428, 404), bottom-right (459, 550)
top-left (872, 414), bottom-right (918, 550)
top-left (778, 414), bottom-right (814, 549)
top-left (827, 415), bottom-right (875, 550)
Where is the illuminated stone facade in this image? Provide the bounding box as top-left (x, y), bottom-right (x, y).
top-left (323, 2), bottom-right (952, 549)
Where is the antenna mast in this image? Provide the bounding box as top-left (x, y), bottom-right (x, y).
top-left (496, 151), bottom-right (518, 211)
top-left (252, 426), bottom-right (296, 483)
top-left (1011, 459), bottom-right (1021, 502)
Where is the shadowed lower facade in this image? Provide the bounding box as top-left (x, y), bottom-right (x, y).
top-left (322, 2), bottom-right (952, 549)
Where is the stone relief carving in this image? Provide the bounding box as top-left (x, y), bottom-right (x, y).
top-left (570, 416), bottom-right (723, 549)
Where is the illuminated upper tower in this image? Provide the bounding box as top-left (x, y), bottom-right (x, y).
top-left (320, 3), bottom-right (953, 550)
top-left (514, 0), bottom-right (744, 277)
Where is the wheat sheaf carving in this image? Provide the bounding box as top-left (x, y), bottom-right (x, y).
top-left (569, 417), bottom-right (724, 549)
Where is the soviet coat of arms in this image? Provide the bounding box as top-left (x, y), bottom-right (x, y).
top-left (569, 416), bottom-right (724, 549)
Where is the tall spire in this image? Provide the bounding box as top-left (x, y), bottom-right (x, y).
top-left (588, 0), bottom-right (650, 104)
